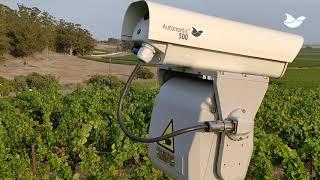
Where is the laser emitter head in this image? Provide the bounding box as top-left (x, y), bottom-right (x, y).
top-left (122, 0), bottom-right (303, 78)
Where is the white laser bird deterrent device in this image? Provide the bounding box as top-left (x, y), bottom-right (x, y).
top-left (117, 1), bottom-right (304, 179)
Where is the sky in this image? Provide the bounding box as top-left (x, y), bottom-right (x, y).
top-left (1, 0), bottom-right (319, 44)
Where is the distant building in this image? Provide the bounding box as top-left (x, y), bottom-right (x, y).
top-left (107, 38), bottom-right (121, 44)
top-left (96, 38), bottom-right (133, 53)
top-left (303, 45), bottom-right (320, 48)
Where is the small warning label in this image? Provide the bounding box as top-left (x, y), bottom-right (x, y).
top-left (158, 119), bottom-right (174, 153)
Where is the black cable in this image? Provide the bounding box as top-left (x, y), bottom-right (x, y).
top-left (117, 60), bottom-right (209, 143)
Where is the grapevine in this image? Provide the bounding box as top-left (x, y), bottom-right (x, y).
top-left (0, 74), bottom-right (319, 179)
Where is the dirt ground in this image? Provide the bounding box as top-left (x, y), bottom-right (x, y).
top-left (0, 52), bottom-right (156, 84)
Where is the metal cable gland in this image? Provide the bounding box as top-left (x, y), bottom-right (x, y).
top-left (137, 43), bottom-right (156, 63)
top-left (226, 108), bottom-right (254, 141)
top-left (205, 120), bottom-right (235, 133)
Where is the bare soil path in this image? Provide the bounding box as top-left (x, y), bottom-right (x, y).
top-left (0, 53), bottom-right (156, 84)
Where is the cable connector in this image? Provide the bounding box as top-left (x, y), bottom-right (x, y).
top-left (137, 43), bottom-right (156, 63)
top-left (226, 109), bottom-right (253, 141)
top-left (205, 120), bottom-right (236, 133)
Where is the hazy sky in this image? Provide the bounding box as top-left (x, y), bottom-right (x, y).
top-left (1, 0), bottom-right (319, 44)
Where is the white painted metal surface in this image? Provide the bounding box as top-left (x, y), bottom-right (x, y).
top-left (148, 74), bottom-right (269, 180)
top-left (149, 77), bottom-right (220, 180)
top-left (213, 72), bottom-right (269, 180)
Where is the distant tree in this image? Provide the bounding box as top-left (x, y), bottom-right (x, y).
top-left (0, 5), bottom-right (10, 56)
top-left (0, 4), bottom-right (95, 58)
top-left (74, 26), bottom-right (95, 55)
top-left (0, 29), bottom-right (9, 57)
top-left (107, 38), bottom-right (120, 44)
top-left (6, 5), bottom-right (47, 57)
top-left (0, 30), bottom-right (9, 57)
top-left (56, 20), bottom-right (95, 55)
top-left (119, 40), bottom-right (134, 52)
top-left (40, 11), bottom-right (57, 51)
top-left (56, 20), bottom-right (77, 55)
top-left (99, 40), bottom-right (108, 44)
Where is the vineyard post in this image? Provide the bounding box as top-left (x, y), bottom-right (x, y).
top-left (31, 143), bottom-right (37, 178)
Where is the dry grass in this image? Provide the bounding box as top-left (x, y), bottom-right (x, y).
top-left (0, 52), bottom-right (156, 85)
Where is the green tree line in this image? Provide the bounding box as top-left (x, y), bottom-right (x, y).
top-left (0, 4), bottom-right (95, 58)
